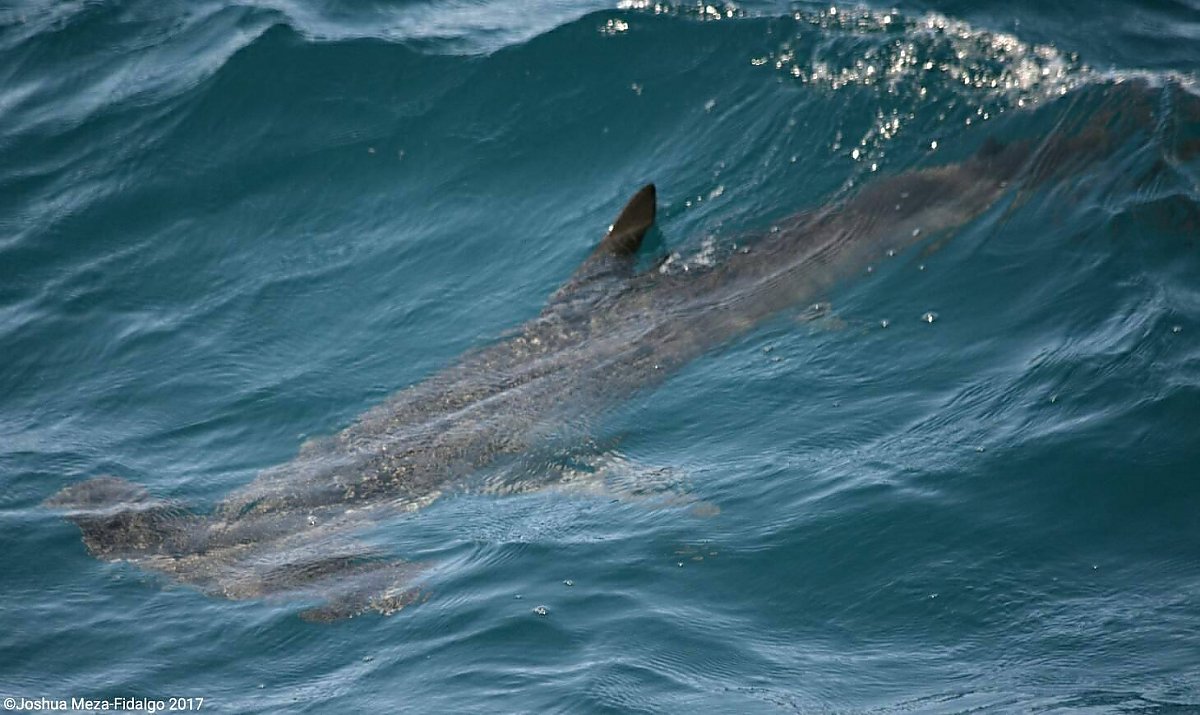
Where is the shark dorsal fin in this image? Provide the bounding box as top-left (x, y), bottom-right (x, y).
top-left (574, 183), bottom-right (657, 277)
top-left (594, 183), bottom-right (656, 260)
top-left (548, 184), bottom-right (657, 308)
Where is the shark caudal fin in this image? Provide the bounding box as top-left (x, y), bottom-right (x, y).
top-left (44, 476), bottom-right (198, 561)
top-left (551, 184), bottom-right (657, 304)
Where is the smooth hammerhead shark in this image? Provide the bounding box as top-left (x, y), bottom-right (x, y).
top-left (45, 81), bottom-right (1190, 620)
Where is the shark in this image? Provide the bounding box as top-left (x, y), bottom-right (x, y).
top-left (45, 81), bottom-right (1188, 620)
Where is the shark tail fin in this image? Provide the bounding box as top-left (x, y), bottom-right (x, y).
top-left (45, 476), bottom-right (196, 561)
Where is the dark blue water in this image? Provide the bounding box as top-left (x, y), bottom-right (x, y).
top-left (2, 0), bottom-right (1199, 712)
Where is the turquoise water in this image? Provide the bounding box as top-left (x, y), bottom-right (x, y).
top-left (2, 0), bottom-right (1199, 711)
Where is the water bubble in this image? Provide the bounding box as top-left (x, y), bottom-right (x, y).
top-left (921, 311), bottom-right (938, 323)
top-left (601, 18), bottom-right (629, 35)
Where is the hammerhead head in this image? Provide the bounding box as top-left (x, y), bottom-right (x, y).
top-left (45, 81), bottom-right (1189, 620)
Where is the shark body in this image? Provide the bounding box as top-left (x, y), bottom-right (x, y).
top-left (46, 82), bottom-right (1177, 620)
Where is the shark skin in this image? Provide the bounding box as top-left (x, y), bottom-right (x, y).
top-left (45, 81), bottom-right (1185, 620)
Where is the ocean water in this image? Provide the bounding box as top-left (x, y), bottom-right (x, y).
top-left (2, 0), bottom-right (1199, 712)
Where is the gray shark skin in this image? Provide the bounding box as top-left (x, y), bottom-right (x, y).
top-left (45, 81), bottom-right (1192, 620)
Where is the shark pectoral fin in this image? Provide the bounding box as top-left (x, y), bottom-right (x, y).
top-left (296, 559), bottom-right (431, 622)
top-left (524, 445), bottom-right (716, 513)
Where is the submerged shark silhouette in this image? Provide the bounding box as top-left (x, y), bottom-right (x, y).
top-left (46, 82), bottom-right (1192, 620)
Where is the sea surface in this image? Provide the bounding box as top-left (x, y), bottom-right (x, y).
top-left (2, 0), bottom-right (1199, 712)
